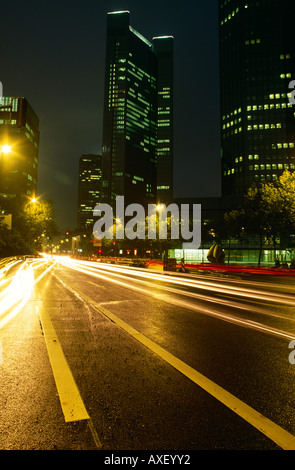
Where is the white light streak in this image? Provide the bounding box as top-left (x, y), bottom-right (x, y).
top-left (55, 258), bottom-right (295, 342)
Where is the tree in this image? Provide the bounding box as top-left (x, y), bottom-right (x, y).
top-left (19, 199), bottom-right (59, 252)
top-left (0, 199), bottom-right (60, 257)
top-left (224, 171), bottom-right (295, 265)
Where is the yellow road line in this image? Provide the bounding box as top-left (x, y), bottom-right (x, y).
top-left (38, 305), bottom-right (90, 423)
top-left (56, 276), bottom-right (295, 450)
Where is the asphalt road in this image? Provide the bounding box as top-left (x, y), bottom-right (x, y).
top-left (1, 256), bottom-right (295, 453)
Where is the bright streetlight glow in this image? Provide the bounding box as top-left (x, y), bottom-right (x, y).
top-left (1, 145), bottom-right (12, 154)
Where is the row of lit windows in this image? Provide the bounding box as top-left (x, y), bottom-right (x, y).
top-left (127, 99), bottom-right (149, 117)
top-left (249, 164), bottom-right (293, 170)
top-left (223, 109), bottom-right (292, 130)
top-left (0, 119), bottom-right (17, 125)
top-left (245, 38), bottom-right (261, 45)
top-left (223, 118), bottom-right (242, 129)
top-left (0, 97), bottom-right (19, 111)
top-left (247, 102), bottom-right (292, 111)
top-left (223, 100), bottom-right (292, 123)
top-left (274, 142), bottom-right (295, 149)
top-left (247, 123), bottom-right (282, 131)
top-left (225, 165), bottom-right (294, 176)
top-left (269, 93), bottom-right (292, 100)
top-left (222, 108), bottom-right (242, 120)
top-left (220, 6), bottom-right (239, 25)
top-left (224, 173), bottom-right (288, 182)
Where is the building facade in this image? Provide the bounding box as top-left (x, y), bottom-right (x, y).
top-left (78, 154), bottom-right (102, 230)
top-left (153, 36), bottom-right (174, 204)
top-left (101, 11), bottom-right (174, 211)
top-left (0, 97), bottom-right (39, 212)
top-left (219, 0), bottom-right (295, 197)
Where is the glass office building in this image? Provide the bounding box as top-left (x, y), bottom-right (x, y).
top-left (78, 154), bottom-right (102, 230)
top-left (0, 97), bottom-right (39, 211)
top-left (219, 0), bottom-right (295, 197)
top-left (101, 11), bottom-right (174, 210)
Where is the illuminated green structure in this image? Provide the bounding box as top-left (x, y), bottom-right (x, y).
top-left (219, 0), bottom-right (295, 197)
top-left (101, 11), bottom-right (174, 210)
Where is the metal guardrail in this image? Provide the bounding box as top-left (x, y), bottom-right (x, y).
top-left (0, 257), bottom-right (19, 269)
top-left (0, 255), bottom-right (36, 271)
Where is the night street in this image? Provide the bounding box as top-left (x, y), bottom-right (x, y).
top-left (1, 257), bottom-right (295, 451)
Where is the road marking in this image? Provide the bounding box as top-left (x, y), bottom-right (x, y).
top-left (38, 305), bottom-right (90, 423)
top-left (55, 275), bottom-right (295, 450)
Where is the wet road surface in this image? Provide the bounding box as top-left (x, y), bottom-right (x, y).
top-left (1, 256), bottom-right (295, 452)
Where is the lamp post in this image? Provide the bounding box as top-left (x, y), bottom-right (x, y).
top-left (1, 145), bottom-right (11, 155)
top-left (0, 144), bottom-right (12, 197)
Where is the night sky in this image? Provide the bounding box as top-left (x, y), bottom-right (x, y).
top-left (1, 0), bottom-right (220, 231)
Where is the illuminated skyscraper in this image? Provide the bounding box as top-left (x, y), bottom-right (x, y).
top-left (219, 0), bottom-right (295, 197)
top-left (0, 97), bottom-right (39, 211)
top-left (78, 154), bottom-right (102, 230)
top-left (101, 11), bottom-right (174, 210)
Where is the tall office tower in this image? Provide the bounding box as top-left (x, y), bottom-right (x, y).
top-left (101, 11), bottom-right (174, 211)
top-left (78, 154), bottom-right (102, 230)
top-left (153, 36), bottom-right (174, 204)
top-left (219, 0), bottom-right (295, 197)
top-left (0, 97), bottom-right (39, 211)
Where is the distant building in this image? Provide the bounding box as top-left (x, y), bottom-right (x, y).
top-left (101, 11), bottom-right (174, 211)
top-left (219, 0), bottom-right (295, 197)
top-left (78, 154), bottom-right (102, 230)
top-left (153, 36), bottom-right (174, 205)
top-left (0, 97), bottom-right (39, 211)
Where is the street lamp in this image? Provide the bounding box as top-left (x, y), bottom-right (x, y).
top-left (0, 145), bottom-right (12, 195)
top-left (1, 145), bottom-right (12, 154)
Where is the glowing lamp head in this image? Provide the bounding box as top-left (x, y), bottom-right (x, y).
top-left (1, 145), bottom-right (12, 154)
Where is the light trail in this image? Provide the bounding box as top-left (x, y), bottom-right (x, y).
top-left (0, 258), bottom-right (55, 329)
top-left (58, 258), bottom-right (295, 307)
top-left (0, 259), bottom-right (22, 282)
top-left (0, 262), bottom-right (35, 329)
top-left (55, 258), bottom-right (295, 342)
